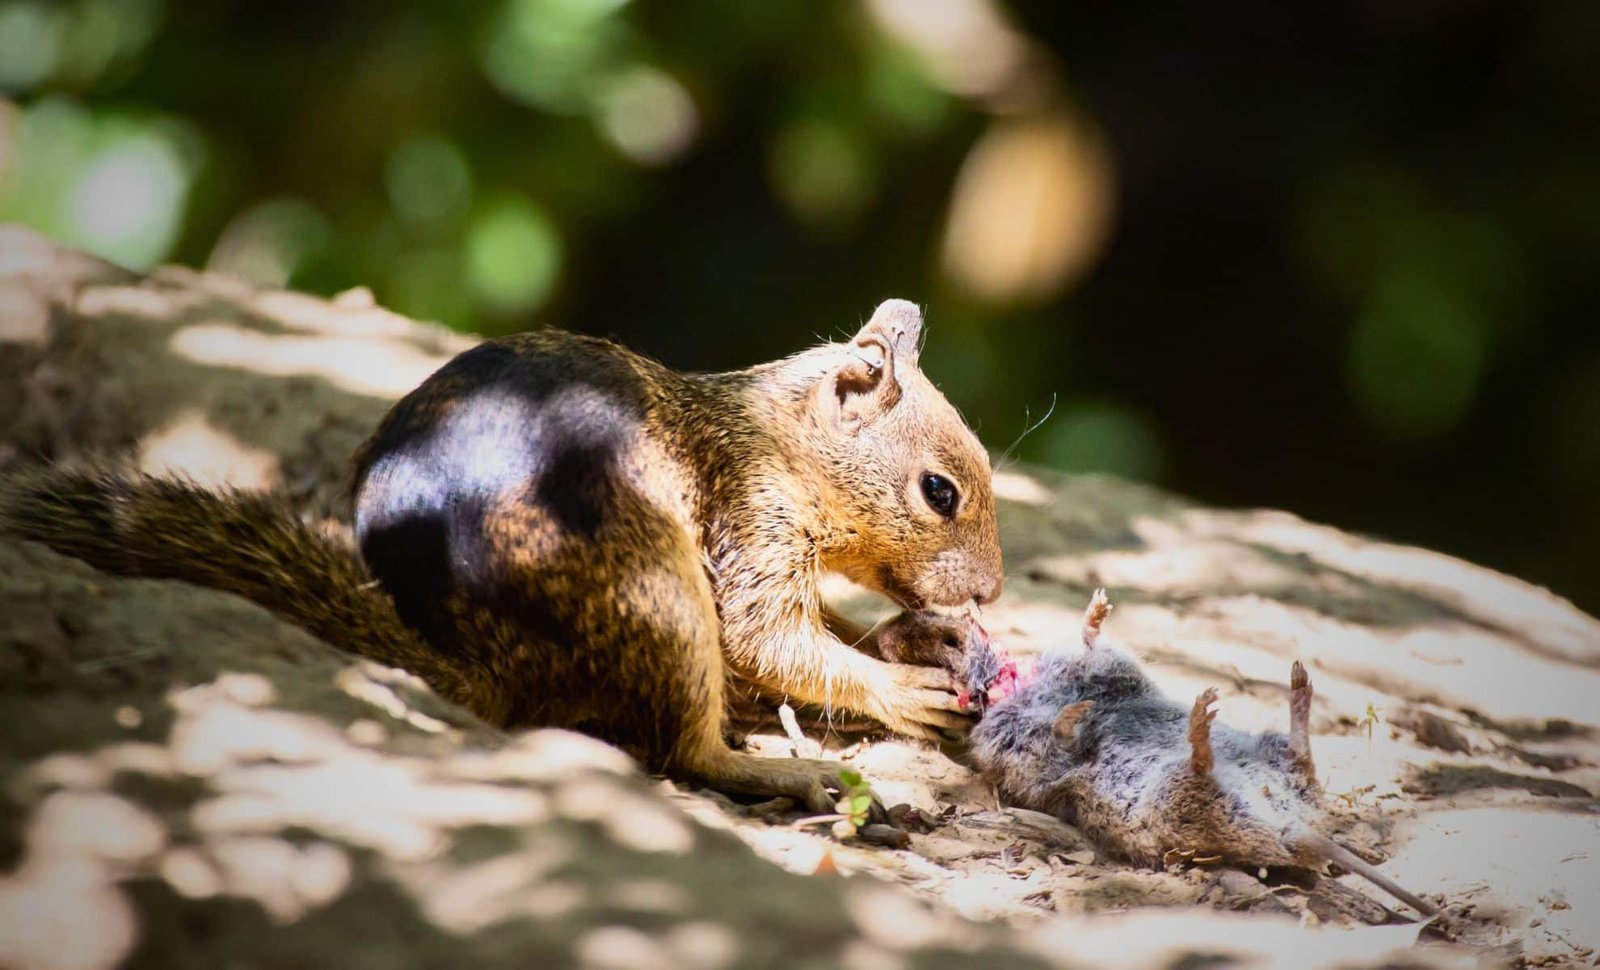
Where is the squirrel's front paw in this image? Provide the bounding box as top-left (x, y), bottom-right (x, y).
top-left (871, 663), bottom-right (973, 742)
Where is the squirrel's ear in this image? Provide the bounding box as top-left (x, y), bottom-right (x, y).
top-left (822, 300), bottom-right (923, 431)
top-left (850, 299), bottom-right (923, 370)
top-left (829, 336), bottom-right (901, 431)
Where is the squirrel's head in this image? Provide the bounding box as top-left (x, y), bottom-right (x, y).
top-left (804, 299), bottom-right (1004, 610)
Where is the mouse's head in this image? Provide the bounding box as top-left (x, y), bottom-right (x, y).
top-left (804, 299), bottom-right (1003, 610)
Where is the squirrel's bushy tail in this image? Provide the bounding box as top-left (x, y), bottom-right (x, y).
top-left (1, 466), bottom-right (487, 710)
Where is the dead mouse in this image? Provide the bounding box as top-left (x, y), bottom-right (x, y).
top-left (965, 589), bottom-right (1439, 919)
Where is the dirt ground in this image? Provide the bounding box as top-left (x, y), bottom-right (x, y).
top-left (718, 496), bottom-right (1600, 966)
top-left (1, 226), bottom-right (1595, 968)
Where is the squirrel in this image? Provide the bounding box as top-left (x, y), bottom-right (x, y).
top-left (2, 299), bottom-right (1003, 812)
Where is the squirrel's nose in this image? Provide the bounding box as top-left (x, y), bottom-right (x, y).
top-left (973, 574), bottom-right (1004, 606)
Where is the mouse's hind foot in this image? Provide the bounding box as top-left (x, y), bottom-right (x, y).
top-left (1081, 588), bottom-right (1112, 647)
top-left (1189, 687), bottom-right (1219, 774)
top-left (1288, 661), bottom-right (1317, 783)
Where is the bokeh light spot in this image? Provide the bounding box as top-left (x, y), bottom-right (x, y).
top-left (865, 0), bottom-right (1027, 101)
top-left (597, 65), bottom-right (697, 166)
top-left (69, 128), bottom-right (194, 268)
top-left (943, 112), bottom-right (1114, 304)
top-left (385, 133), bottom-right (473, 227)
top-left (465, 195), bottom-right (562, 315)
top-left (770, 119), bottom-right (876, 230)
top-left (207, 197), bottom-right (330, 287)
top-left (0, 99), bottom-right (202, 270)
top-left (0, 1), bottom-right (61, 92)
top-left (0, 0), bottom-right (160, 94)
top-left (864, 42), bottom-right (949, 135)
top-left (1345, 271), bottom-right (1487, 439)
top-left (481, 0), bottom-right (630, 114)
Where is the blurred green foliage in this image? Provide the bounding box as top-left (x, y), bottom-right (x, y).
top-left (1, 0), bottom-right (1597, 608)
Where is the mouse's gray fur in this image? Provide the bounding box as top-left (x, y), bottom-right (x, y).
top-left (967, 590), bottom-right (1438, 918)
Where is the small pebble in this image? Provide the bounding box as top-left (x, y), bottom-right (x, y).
top-left (886, 803), bottom-right (934, 833)
top-left (857, 824), bottom-right (911, 849)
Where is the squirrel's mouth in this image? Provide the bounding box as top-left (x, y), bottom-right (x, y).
top-left (873, 567), bottom-right (927, 611)
top-left (874, 568), bottom-right (983, 612)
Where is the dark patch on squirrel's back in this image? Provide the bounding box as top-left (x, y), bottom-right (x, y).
top-left (535, 432), bottom-right (620, 538)
top-left (355, 506), bottom-right (458, 648)
top-left (352, 332), bottom-right (656, 651)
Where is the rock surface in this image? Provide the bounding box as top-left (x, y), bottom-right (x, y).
top-left (2, 225), bottom-right (1595, 968)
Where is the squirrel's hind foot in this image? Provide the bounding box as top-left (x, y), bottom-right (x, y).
top-left (686, 748), bottom-right (864, 816)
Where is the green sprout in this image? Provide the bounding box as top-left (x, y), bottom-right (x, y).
top-left (836, 767), bottom-right (874, 828)
top-left (793, 766), bottom-right (875, 841)
top-left (1360, 702), bottom-right (1381, 752)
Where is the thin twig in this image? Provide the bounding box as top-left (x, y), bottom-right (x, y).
top-left (777, 701), bottom-right (821, 758)
top-left (791, 814), bottom-right (850, 830)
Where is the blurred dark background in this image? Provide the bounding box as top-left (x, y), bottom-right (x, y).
top-left (2, 0), bottom-right (1595, 610)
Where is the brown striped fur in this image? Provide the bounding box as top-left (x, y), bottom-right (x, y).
top-left (4, 300), bottom-right (1002, 811)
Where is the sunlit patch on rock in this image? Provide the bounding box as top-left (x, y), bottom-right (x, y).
top-left (75, 284), bottom-right (181, 321)
top-left (578, 924), bottom-right (673, 970)
top-left (0, 792), bottom-right (164, 970)
top-left (138, 409), bottom-right (280, 492)
top-left (335, 666), bottom-right (456, 737)
top-left (991, 471), bottom-right (1052, 507)
top-left (0, 283), bottom-right (50, 345)
top-left (168, 322), bottom-right (457, 399)
top-left (206, 836), bottom-right (352, 923)
top-left (556, 777), bottom-right (695, 855)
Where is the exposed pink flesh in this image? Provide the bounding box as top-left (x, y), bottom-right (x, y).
top-left (986, 651), bottom-right (1022, 704)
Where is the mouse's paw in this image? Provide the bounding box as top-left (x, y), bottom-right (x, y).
top-left (1189, 687), bottom-right (1219, 774)
top-left (1081, 588), bottom-right (1113, 647)
top-left (1288, 661), bottom-right (1316, 781)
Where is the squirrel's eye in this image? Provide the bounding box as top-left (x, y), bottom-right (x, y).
top-left (920, 473), bottom-right (959, 518)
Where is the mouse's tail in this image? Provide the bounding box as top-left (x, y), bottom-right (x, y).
top-left (1294, 830), bottom-right (1439, 918)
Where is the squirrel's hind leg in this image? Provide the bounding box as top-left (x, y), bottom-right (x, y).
top-left (517, 501), bottom-right (849, 813)
top-left (666, 600), bottom-right (848, 814)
